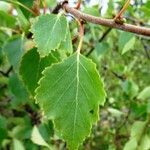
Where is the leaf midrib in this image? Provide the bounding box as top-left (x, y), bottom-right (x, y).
top-left (72, 53), bottom-right (80, 140)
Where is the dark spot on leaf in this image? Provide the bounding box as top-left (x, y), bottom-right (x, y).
top-left (89, 109), bottom-right (94, 114)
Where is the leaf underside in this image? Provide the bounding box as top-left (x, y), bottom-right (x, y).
top-left (35, 53), bottom-right (106, 150)
top-left (3, 35), bottom-right (24, 71)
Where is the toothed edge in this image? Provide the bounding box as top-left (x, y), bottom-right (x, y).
top-left (34, 52), bottom-right (106, 150)
top-left (30, 14), bottom-right (68, 58)
top-left (19, 48), bottom-right (40, 97)
top-left (19, 48), bottom-right (61, 98)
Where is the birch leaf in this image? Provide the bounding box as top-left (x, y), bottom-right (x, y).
top-left (59, 25), bottom-right (73, 54)
top-left (31, 126), bottom-right (51, 149)
top-left (3, 35), bottom-right (25, 71)
top-left (31, 14), bottom-right (67, 57)
top-left (19, 48), bottom-right (60, 96)
top-left (35, 53), bottom-right (106, 150)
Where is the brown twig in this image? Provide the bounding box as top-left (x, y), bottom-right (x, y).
top-left (52, 3), bottom-right (62, 14)
top-left (32, 0), bottom-right (40, 16)
top-left (63, 3), bottom-right (150, 36)
top-left (74, 0), bottom-right (81, 9)
top-left (42, 0), bottom-right (47, 14)
top-left (77, 20), bottom-right (84, 53)
top-left (51, 1), bottom-right (68, 14)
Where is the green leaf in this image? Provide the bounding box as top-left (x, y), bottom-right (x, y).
top-left (94, 42), bottom-right (109, 57)
top-left (3, 35), bottom-right (25, 71)
top-left (35, 53), bottom-right (106, 149)
top-left (124, 121), bottom-right (148, 150)
top-left (31, 125), bottom-right (51, 149)
top-left (0, 115), bottom-right (7, 144)
top-left (38, 121), bottom-right (54, 141)
top-left (0, 1), bottom-right (11, 12)
top-left (19, 48), bottom-right (60, 96)
top-left (118, 31), bottom-right (136, 54)
top-left (138, 134), bottom-right (150, 150)
top-left (31, 14), bottom-right (67, 57)
top-left (9, 73), bottom-right (29, 107)
top-left (0, 10), bottom-right (16, 28)
top-left (16, 7), bottom-right (30, 31)
top-left (107, 108), bottom-right (123, 118)
top-left (0, 115), bottom-right (7, 128)
top-left (140, 1), bottom-right (150, 18)
top-left (130, 121), bottom-right (146, 141)
top-left (122, 80), bottom-right (139, 99)
top-left (46, 0), bottom-right (57, 7)
top-left (13, 139), bottom-right (25, 150)
top-left (17, 0), bottom-right (34, 18)
top-left (59, 25), bottom-right (73, 54)
top-left (83, 6), bottom-right (100, 16)
top-left (0, 31), bottom-right (8, 48)
top-left (138, 86), bottom-right (150, 100)
top-left (0, 31), bottom-right (8, 65)
top-left (123, 138), bottom-right (137, 150)
top-left (147, 101), bottom-right (150, 113)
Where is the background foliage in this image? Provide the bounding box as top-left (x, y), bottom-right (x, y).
top-left (0, 0), bottom-right (150, 149)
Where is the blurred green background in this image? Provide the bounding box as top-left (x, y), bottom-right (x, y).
top-left (0, 0), bottom-right (150, 149)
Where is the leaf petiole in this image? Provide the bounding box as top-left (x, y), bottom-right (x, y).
top-left (114, 0), bottom-right (131, 21)
top-left (77, 20), bottom-right (84, 54)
